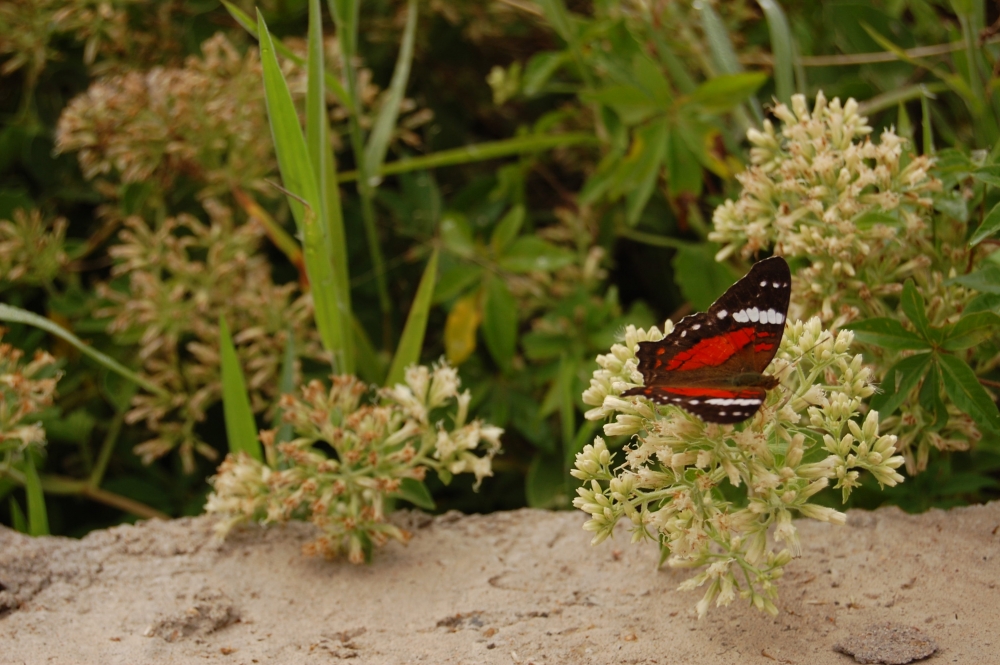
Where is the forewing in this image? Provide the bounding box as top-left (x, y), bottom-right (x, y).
top-left (630, 256), bottom-right (791, 383)
top-left (705, 256), bottom-right (791, 374)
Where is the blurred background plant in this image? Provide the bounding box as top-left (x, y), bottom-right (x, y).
top-left (2, 0), bottom-right (1000, 538)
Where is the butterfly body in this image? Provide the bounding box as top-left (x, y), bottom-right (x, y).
top-left (622, 256), bottom-right (791, 424)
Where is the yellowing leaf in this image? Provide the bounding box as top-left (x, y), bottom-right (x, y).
top-left (444, 293), bottom-right (482, 365)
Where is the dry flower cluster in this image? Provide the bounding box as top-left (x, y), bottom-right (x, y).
top-left (206, 362), bottom-right (502, 562)
top-left (0, 332), bottom-right (60, 470)
top-left (0, 209), bottom-right (68, 288)
top-left (709, 92), bottom-right (992, 472)
top-left (575, 318), bottom-right (903, 617)
top-left (96, 206), bottom-right (320, 472)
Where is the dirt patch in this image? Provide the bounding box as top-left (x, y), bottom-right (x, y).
top-left (2, 504), bottom-right (999, 663)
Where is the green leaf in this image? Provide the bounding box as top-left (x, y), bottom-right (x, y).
top-left (523, 51), bottom-right (569, 96)
top-left (258, 12), bottom-right (347, 367)
top-left (444, 292), bottom-right (481, 366)
top-left (338, 133), bottom-right (599, 183)
top-left (845, 317), bottom-right (931, 351)
top-left (498, 236), bottom-right (575, 273)
top-left (970, 199), bottom-right (1000, 246)
top-left (673, 246), bottom-right (739, 311)
top-left (490, 205), bottom-right (526, 254)
top-left (965, 292), bottom-right (1000, 315)
top-left (686, 72), bottom-right (769, 113)
top-left (272, 331), bottom-right (297, 451)
top-left (582, 85), bottom-right (660, 125)
top-left (901, 280), bottom-right (936, 342)
top-left (482, 276), bottom-right (517, 373)
top-left (0, 303), bottom-right (166, 398)
top-left (440, 212), bottom-right (475, 257)
top-left (222, 1), bottom-right (352, 110)
top-left (433, 263), bottom-right (484, 304)
top-left (946, 265), bottom-right (1000, 294)
top-left (943, 311), bottom-right (1000, 351)
top-left (8, 497), bottom-right (27, 534)
top-left (525, 452), bottom-right (568, 509)
top-left (918, 362), bottom-right (948, 432)
top-left (535, 0), bottom-right (575, 42)
top-left (853, 210), bottom-right (903, 229)
top-left (971, 165), bottom-right (1000, 188)
top-left (939, 353), bottom-right (1000, 432)
top-left (393, 477), bottom-right (435, 510)
top-left (24, 455), bottom-right (49, 536)
top-left (757, 0), bottom-right (794, 104)
top-left (219, 316), bottom-right (262, 462)
top-left (386, 247), bottom-right (439, 387)
top-left (306, 0), bottom-right (354, 374)
top-left (870, 352), bottom-right (932, 415)
top-left (625, 119), bottom-right (668, 225)
top-left (363, 0), bottom-right (418, 179)
top-left (698, 1), bottom-right (741, 74)
top-left (665, 121), bottom-right (704, 197)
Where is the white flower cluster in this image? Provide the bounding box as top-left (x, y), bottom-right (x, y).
top-left (206, 361), bottom-right (502, 562)
top-left (573, 317), bottom-right (904, 617)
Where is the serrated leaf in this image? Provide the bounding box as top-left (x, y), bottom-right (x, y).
top-left (444, 293), bottom-right (481, 366)
top-left (901, 280), bottom-right (936, 342)
top-left (498, 236), bottom-right (575, 273)
top-left (971, 200), bottom-right (1000, 246)
top-left (845, 317), bottom-right (931, 351)
top-left (939, 353), bottom-right (1000, 432)
top-left (918, 362), bottom-right (948, 432)
top-left (870, 352), bottom-right (932, 415)
top-left (393, 477), bottom-right (435, 510)
top-left (482, 276), bottom-right (517, 373)
top-left (219, 316), bottom-right (262, 461)
top-left (943, 311), bottom-right (1000, 351)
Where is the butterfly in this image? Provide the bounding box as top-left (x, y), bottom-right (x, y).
top-left (622, 256), bottom-right (791, 424)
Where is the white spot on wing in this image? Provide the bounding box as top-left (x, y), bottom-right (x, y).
top-left (691, 324), bottom-right (701, 330)
top-left (689, 400), bottom-right (699, 405)
top-left (760, 280), bottom-right (767, 287)
top-left (748, 307), bottom-right (759, 322)
top-left (680, 330), bottom-right (687, 337)
top-left (766, 309), bottom-right (776, 324)
top-left (733, 310), bottom-right (749, 323)
top-left (717, 309), bottom-right (728, 319)
top-left (776, 312), bottom-right (785, 324)
top-left (706, 398), bottom-right (761, 406)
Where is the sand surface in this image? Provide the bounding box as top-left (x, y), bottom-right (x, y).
top-left (1, 503), bottom-right (998, 664)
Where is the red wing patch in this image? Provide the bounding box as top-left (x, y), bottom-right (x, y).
top-left (622, 256), bottom-right (791, 424)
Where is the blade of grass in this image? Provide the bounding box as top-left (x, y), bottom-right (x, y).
top-left (9, 497), bottom-right (27, 533)
top-left (757, 0), bottom-right (794, 105)
top-left (257, 11), bottom-right (345, 364)
top-left (219, 316), bottom-right (262, 462)
top-left (339, 132), bottom-right (599, 182)
top-left (307, 0), bottom-right (354, 373)
top-left (363, 0), bottom-right (418, 179)
top-left (385, 247), bottom-right (439, 386)
top-left (222, 0), bottom-right (353, 111)
top-left (329, 0), bottom-right (393, 345)
top-left (0, 303), bottom-right (166, 398)
top-left (697, 1), bottom-right (762, 126)
top-left (24, 455), bottom-right (49, 536)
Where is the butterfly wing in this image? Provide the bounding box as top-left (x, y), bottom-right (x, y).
top-left (622, 257), bottom-right (791, 423)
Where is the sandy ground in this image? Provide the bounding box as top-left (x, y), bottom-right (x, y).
top-left (1, 503), bottom-right (998, 665)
